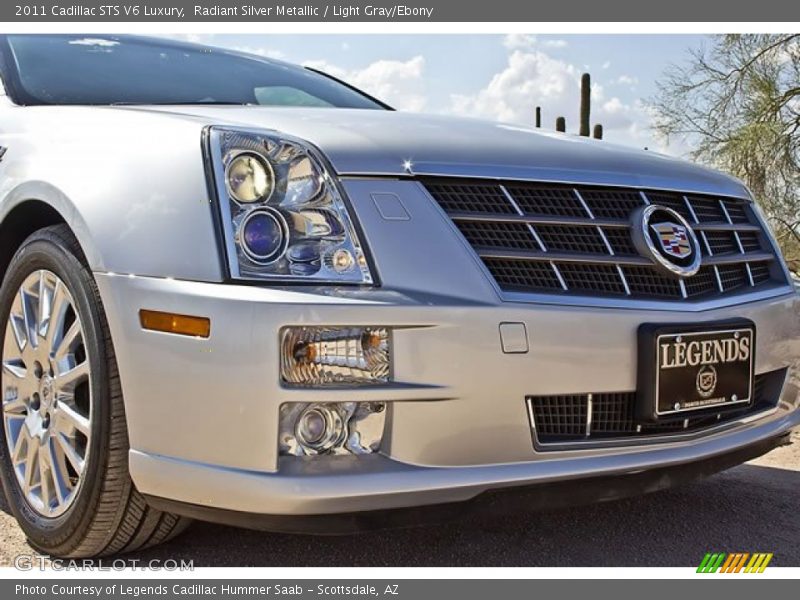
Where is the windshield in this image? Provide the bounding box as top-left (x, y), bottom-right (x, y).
top-left (1, 35), bottom-right (388, 109)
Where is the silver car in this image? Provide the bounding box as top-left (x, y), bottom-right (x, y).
top-left (0, 34), bottom-right (797, 558)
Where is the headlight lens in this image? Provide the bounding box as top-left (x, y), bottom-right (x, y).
top-left (208, 127), bottom-right (373, 284)
top-left (237, 208), bottom-right (288, 265)
top-left (226, 152), bottom-right (274, 204)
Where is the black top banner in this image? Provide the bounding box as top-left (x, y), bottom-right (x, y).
top-left (5, 0), bottom-right (800, 22)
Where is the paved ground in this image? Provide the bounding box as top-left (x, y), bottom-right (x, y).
top-left (0, 430), bottom-right (798, 567)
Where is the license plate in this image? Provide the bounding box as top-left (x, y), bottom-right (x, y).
top-left (637, 320), bottom-right (755, 421)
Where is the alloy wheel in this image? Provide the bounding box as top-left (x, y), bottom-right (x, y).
top-left (1, 269), bottom-right (92, 518)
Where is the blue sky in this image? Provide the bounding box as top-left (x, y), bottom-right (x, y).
top-left (169, 34), bottom-right (708, 155)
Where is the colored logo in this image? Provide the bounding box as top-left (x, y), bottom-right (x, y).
top-left (697, 552), bottom-right (773, 573)
top-left (631, 205), bottom-right (702, 278)
top-left (651, 222), bottom-right (692, 259)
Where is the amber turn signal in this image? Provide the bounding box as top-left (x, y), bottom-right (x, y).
top-left (139, 310), bottom-right (211, 338)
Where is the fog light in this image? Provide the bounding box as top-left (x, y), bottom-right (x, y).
top-left (295, 405), bottom-right (343, 452)
top-left (281, 327), bottom-right (390, 386)
top-left (279, 401), bottom-right (386, 456)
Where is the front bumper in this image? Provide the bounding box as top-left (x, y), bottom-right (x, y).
top-left (94, 270), bottom-right (800, 519)
top-left (142, 431), bottom-right (792, 533)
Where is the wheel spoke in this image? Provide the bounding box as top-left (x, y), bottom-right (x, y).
top-left (2, 394), bottom-right (28, 416)
top-left (55, 403), bottom-right (90, 437)
top-left (54, 321), bottom-right (81, 362)
top-left (38, 444), bottom-right (53, 507)
top-left (19, 287), bottom-right (38, 351)
top-left (10, 424), bottom-right (30, 465)
top-left (2, 364), bottom-right (33, 415)
top-left (47, 438), bottom-right (68, 505)
top-left (55, 360), bottom-right (89, 392)
top-left (22, 437), bottom-right (38, 493)
top-left (55, 432), bottom-right (85, 475)
top-left (43, 280), bottom-right (68, 346)
top-left (3, 324), bottom-right (24, 363)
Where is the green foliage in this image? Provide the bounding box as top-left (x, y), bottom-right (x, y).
top-left (650, 34), bottom-right (800, 273)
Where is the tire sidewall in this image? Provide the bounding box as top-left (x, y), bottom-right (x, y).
top-left (0, 232), bottom-right (111, 552)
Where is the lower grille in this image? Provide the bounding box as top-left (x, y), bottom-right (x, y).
top-left (528, 369), bottom-right (786, 447)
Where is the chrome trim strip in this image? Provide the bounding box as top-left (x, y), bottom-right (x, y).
top-left (499, 184), bottom-right (523, 214)
top-left (703, 252), bottom-right (774, 266)
top-left (476, 248), bottom-right (652, 266)
top-left (639, 191), bottom-right (651, 205)
top-left (449, 211), bottom-right (760, 232)
top-left (585, 393), bottom-right (593, 437)
top-left (450, 212), bottom-right (629, 228)
top-left (719, 199), bottom-right (734, 224)
top-left (733, 232), bottom-right (746, 254)
top-left (683, 195), bottom-right (700, 223)
top-left (714, 266), bottom-right (725, 292)
top-left (616, 265), bottom-right (631, 295)
top-left (573, 189), bottom-right (596, 219)
top-left (745, 263), bottom-right (755, 286)
top-left (700, 230), bottom-right (714, 256)
top-left (476, 247), bottom-right (772, 268)
top-left (695, 223), bottom-right (761, 232)
top-left (679, 279), bottom-right (688, 299)
top-left (550, 262), bottom-right (568, 291)
top-left (597, 227), bottom-right (615, 255)
top-left (498, 285), bottom-right (793, 312)
top-left (345, 172), bottom-right (751, 200)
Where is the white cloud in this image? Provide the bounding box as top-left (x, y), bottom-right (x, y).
top-left (503, 34), bottom-right (537, 50)
top-left (616, 74), bottom-right (639, 86)
top-left (303, 56), bottom-right (427, 111)
top-left (448, 48), bottom-right (663, 152)
top-left (542, 39), bottom-right (568, 49)
top-left (602, 61), bottom-right (611, 69)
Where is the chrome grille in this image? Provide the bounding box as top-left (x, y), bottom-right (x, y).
top-left (424, 179), bottom-right (788, 301)
top-left (528, 369), bottom-right (786, 447)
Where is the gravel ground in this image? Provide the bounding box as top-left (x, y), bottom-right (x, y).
top-left (1, 430), bottom-right (798, 568)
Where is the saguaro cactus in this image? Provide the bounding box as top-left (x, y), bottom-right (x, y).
top-left (580, 73), bottom-right (591, 137)
top-left (593, 124), bottom-right (604, 140)
top-left (556, 117), bottom-right (566, 132)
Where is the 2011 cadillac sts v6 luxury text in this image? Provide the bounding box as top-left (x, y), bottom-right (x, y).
top-left (0, 34), bottom-right (797, 558)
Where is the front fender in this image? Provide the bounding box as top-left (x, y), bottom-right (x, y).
top-left (0, 107), bottom-right (225, 282)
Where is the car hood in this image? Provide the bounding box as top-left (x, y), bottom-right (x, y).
top-left (116, 106), bottom-right (748, 197)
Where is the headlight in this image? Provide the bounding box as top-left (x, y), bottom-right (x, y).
top-left (207, 127), bottom-right (373, 284)
top-left (225, 152), bottom-right (274, 204)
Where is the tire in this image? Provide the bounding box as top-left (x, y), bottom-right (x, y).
top-left (0, 225), bottom-right (190, 557)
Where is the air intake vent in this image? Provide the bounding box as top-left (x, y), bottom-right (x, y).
top-left (527, 369), bottom-right (786, 447)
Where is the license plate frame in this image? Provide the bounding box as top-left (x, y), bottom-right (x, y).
top-left (636, 319), bottom-right (755, 422)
